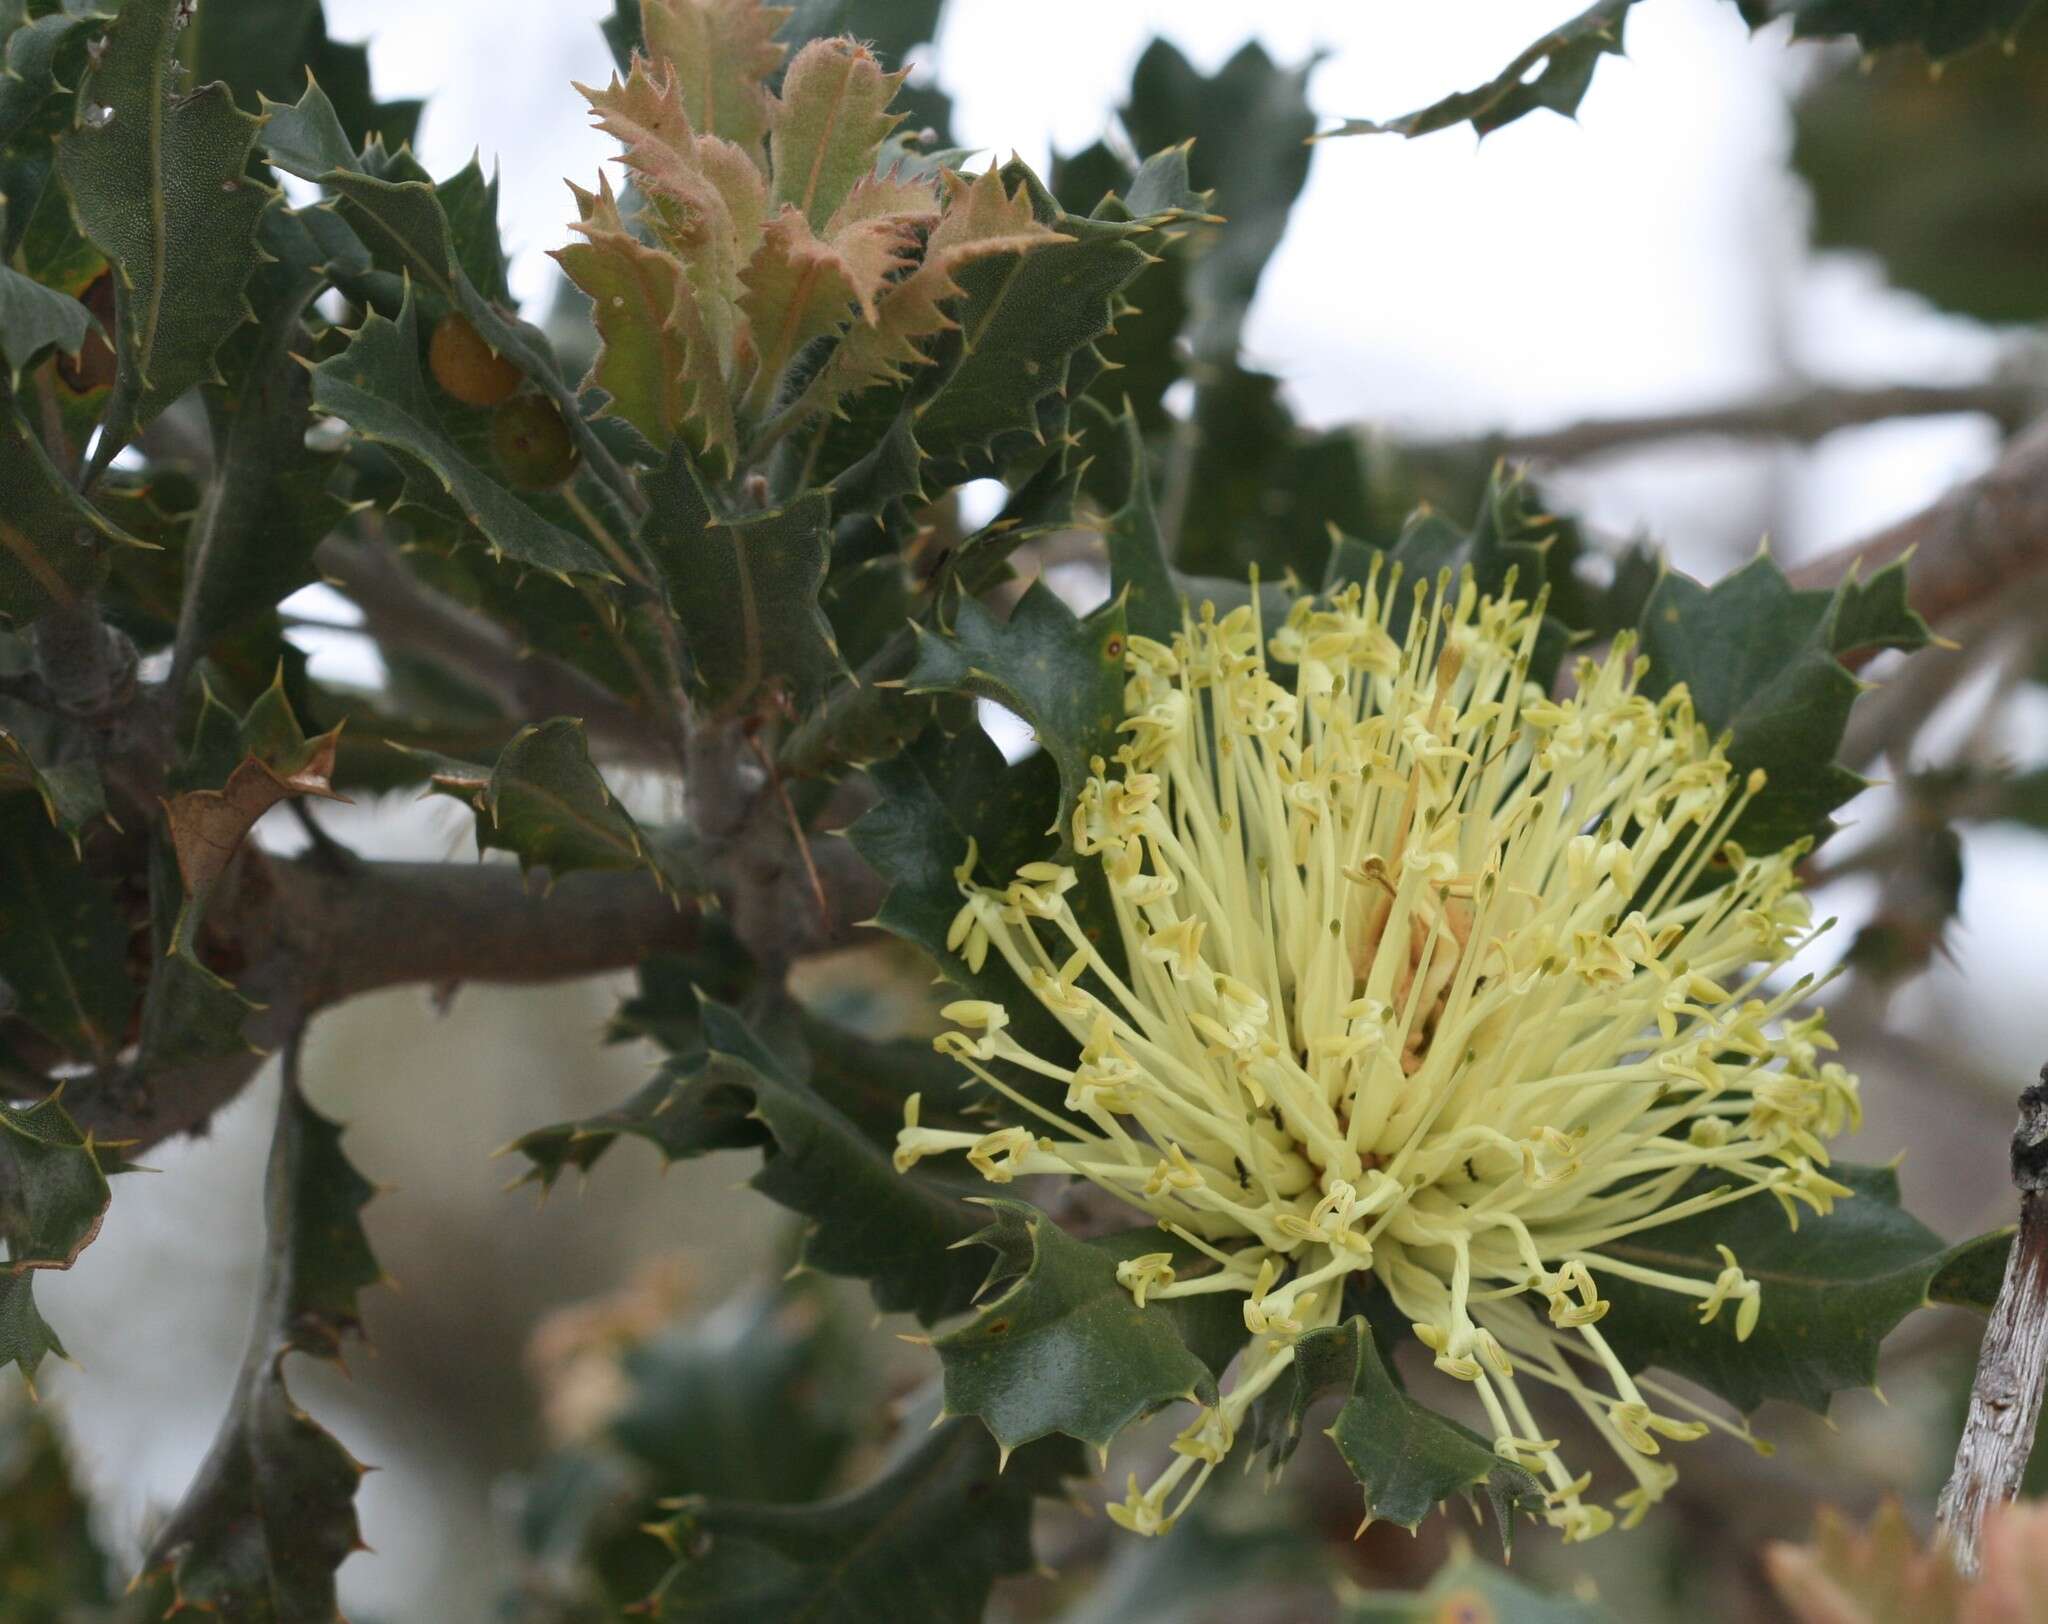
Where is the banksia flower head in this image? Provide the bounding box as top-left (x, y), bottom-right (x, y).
top-left (897, 564), bottom-right (1860, 1541)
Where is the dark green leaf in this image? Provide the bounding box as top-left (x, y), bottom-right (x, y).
top-left (511, 997), bottom-right (989, 1325)
top-left (902, 581), bottom-right (1127, 830)
top-left (935, 1201), bottom-right (1237, 1453)
top-left (0, 10), bottom-right (108, 152)
top-left (0, 1399), bottom-right (163, 1610)
top-left (1597, 1163), bottom-right (2009, 1414)
top-left (0, 398), bottom-right (145, 625)
top-left (310, 289), bottom-right (613, 579)
top-left (641, 447), bottom-right (845, 713)
top-left (143, 1055), bottom-right (376, 1612)
top-left (0, 794), bottom-right (131, 1060)
top-left (186, 0), bottom-right (420, 153)
top-left (0, 1094), bottom-right (112, 1272)
top-left (55, 0), bottom-right (269, 476)
top-left (1328, 0), bottom-right (1635, 140)
top-left (0, 261), bottom-right (94, 382)
top-left (0, 1274), bottom-right (63, 1391)
top-left (0, 726), bottom-right (105, 848)
top-left (1635, 553), bottom-right (1931, 853)
top-left (643, 1420), bottom-right (1076, 1624)
top-left (1247, 1315), bottom-right (1543, 1542)
top-left (1742, 0), bottom-right (2037, 55)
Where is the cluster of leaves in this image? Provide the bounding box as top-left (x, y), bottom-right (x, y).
top-left (0, 0), bottom-right (2027, 1616)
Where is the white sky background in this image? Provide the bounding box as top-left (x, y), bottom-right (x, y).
top-left (44, 2), bottom-right (2048, 1617)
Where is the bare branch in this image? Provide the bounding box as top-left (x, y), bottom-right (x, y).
top-left (1791, 414), bottom-right (2048, 625)
top-left (313, 535), bottom-right (671, 765)
top-left (1938, 1066), bottom-right (2048, 1576)
top-left (1432, 381), bottom-right (2039, 465)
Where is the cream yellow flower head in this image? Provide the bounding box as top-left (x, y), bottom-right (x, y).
top-left (898, 563), bottom-right (1858, 1540)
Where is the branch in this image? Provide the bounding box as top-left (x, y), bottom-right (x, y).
top-left (1438, 381), bottom-right (2039, 465)
top-left (1792, 413), bottom-right (2048, 627)
top-left (313, 536), bottom-right (671, 765)
top-left (1938, 1065), bottom-right (2048, 1577)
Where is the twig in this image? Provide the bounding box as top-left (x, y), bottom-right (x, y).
top-left (1937, 1065), bottom-right (2048, 1576)
top-left (1429, 381), bottom-right (2040, 465)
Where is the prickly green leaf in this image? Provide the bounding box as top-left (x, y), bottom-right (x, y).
top-left (903, 580), bottom-right (1126, 830)
top-left (0, 794), bottom-right (131, 1061)
top-left (185, 0), bottom-right (421, 154)
top-left (1634, 554), bottom-right (1931, 854)
top-left (0, 1399), bottom-right (162, 1608)
top-left (0, 727), bottom-right (105, 848)
top-left (1596, 1163), bottom-right (2011, 1415)
top-left (310, 290), bottom-right (613, 579)
top-left (1120, 39), bottom-right (1314, 362)
top-left (645, 1420), bottom-right (1077, 1624)
top-left (0, 1274), bottom-right (63, 1389)
top-left (255, 76), bottom-right (357, 181)
top-left (1102, 403), bottom-right (1181, 643)
top-left (1329, 0), bottom-right (1634, 140)
top-left (1247, 1315), bottom-right (1543, 1541)
top-left (0, 398), bottom-right (145, 625)
top-left (1738, 0), bottom-right (2036, 55)
top-left (0, 261), bottom-right (94, 382)
top-left (177, 200), bottom-right (364, 670)
top-left (1342, 1553), bottom-right (1618, 1623)
top-left (427, 717), bottom-right (662, 885)
top-left (0, 9), bottom-right (108, 152)
top-left (0, 1094), bottom-right (112, 1272)
top-left (512, 997), bottom-right (989, 1325)
top-left (54, 0), bottom-right (269, 475)
top-left (768, 37), bottom-right (905, 232)
top-left (777, 0), bottom-right (952, 140)
top-left (935, 1202), bottom-right (1238, 1453)
top-left (641, 445), bottom-right (845, 712)
top-left (143, 1068), bottom-right (375, 1614)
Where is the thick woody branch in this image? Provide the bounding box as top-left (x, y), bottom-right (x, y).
top-left (1938, 1066), bottom-right (2048, 1577)
top-left (1438, 381), bottom-right (2039, 465)
top-left (1790, 414), bottom-right (2048, 624)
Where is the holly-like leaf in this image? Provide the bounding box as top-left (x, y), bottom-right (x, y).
top-left (54, 0), bottom-right (269, 477)
top-left (310, 289), bottom-right (614, 579)
top-left (0, 726), bottom-right (106, 849)
top-left (640, 444), bottom-right (845, 712)
top-left (0, 9), bottom-right (109, 152)
top-left (0, 1274), bottom-right (64, 1391)
top-left (422, 716), bottom-right (664, 886)
top-left (0, 793), bottom-right (132, 1061)
top-left (639, 0), bottom-right (789, 157)
top-left (511, 996), bottom-right (989, 1325)
top-left (1247, 1316), bottom-right (1543, 1543)
top-left (1120, 39), bottom-right (1314, 363)
top-left (0, 398), bottom-right (146, 625)
top-left (643, 1419), bottom-right (1077, 1624)
top-left (1596, 1163), bottom-right (2010, 1415)
top-left (553, 173), bottom-right (737, 467)
top-left (738, 202), bottom-right (917, 405)
top-left (1634, 553), bottom-right (1932, 854)
top-left (1343, 1551), bottom-right (1618, 1623)
top-left (143, 1053), bottom-right (377, 1613)
top-left (1761, 1499), bottom-right (1972, 1624)
top-left (1738, 0), bottom-right (2036, 56)
top-left (173, 199), bottom-right (365, 677)
top-left (1328, 0), bottom-right (1635, 141)
top-left (768, 37), bottom-right (906, 232)
top-left (935, 1202), bottom-right (1242, 1454)
top-left (185, 0), bottom-right (421, 154)
top-left (903, 580), bottom-right (1127, 830)
top-left (0, 261), bottom-right (95, 383)
top-left (0, 1093), bottom-right (113, 1388)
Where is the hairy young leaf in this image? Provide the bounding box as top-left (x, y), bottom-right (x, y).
top-left (143, 1060), bottom-right (377, 1613)
top-left (902, 580), bottom-right (1127, 830)
top-left (1634, 553), bottom-right (1931, 853)
top-left (768, 37), bottom-right (906, 232)
top-left (641, 445), bottom-right (845, 712)
top-left (935, 1202), bottom-right (1241, 1454)
top-left (512, 996), bottom-right (989, 1324)
top-left (0, 794), bottom-right (131, 1060)
top-left (311, 290), bottom-right (613, 579)
top-left (639, 0), bottom-right (789, 158)
top-left (1247, 1315), bottom-right (1544, 1542)
top-left (0, 399), bottom-right (145, 625)
top-left (1596, 1163), bottom-right (2010, 1414)
top-left (54, 0), bottom-right (270, 476)
top-left (644, 1420), bottom-right (1076, 1624)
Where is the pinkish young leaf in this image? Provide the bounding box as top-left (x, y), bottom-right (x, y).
top-left (639, 0), bottom-right (790, 162)
top-left (769, 38), bottom-right (910, 233)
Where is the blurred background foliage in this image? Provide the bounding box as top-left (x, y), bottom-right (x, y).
top-left (8, 0), bottom-right (2048, 1618)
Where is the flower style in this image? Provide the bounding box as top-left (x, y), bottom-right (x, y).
top-left (896, 563), bottom-right (1861, 1541)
